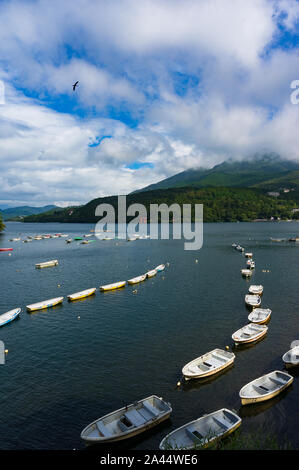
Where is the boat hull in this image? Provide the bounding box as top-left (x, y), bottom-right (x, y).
top-left (100, 282), bottom-right (126, 291)
top-left (241, 379), bottom-right (293, 405)
top-left (67, 289), bottom-right (96, 301)
top-left (27, 297), bottom-right (63, 312)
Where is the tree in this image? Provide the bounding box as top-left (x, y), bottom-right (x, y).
top-left (0, 214), bottom-right (5, 232)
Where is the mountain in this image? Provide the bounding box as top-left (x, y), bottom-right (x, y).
top-left (0, 205), bottom-right (60, 221)
top-left (23, 186), bottom-right (298, 224)
top-left (134, 156), bottom-right (299, 193)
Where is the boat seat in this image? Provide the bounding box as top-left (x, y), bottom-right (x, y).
top-left (213, 417), bottom-right (228, 430)
top-left (269, 377), bottom-right (286, 387)
top-left (252, 384), bottom-right (268, 394)
top-left (211, 354), bottom-right (227, 362)
top-left (142, 401), bottom-right (161, 417)
top-left (124, 409), bottom-right (147, 427)
top-left (185, 427), bottom-right (202, 443)
top-left (96, 421), bottom-right (113, 438)
top-left (203, 361), bottom-right (212, 367)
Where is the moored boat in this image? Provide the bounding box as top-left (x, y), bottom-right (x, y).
top-left (239, 370), bottom-right (293, 405)
top-left (182, 349), bottom-right (235, 381)
top-left (159, 409), bottom-right (241, 450)
top-left (81, 395), bottom-right (172, 444)
top-left (146, 269), bottom-right (157, 278)
top-left (26, 297), bottom-right (64, 312)
top-left (282, 345), bottom-right (299, 368)
top-left (248, 308), bottom-right (271, 324)
top-left (232, 323), bottom-right (268, 345)
top-left (0, 308), bottom-right (21, 327)
top-left (245, 253), bottom-right (253, 258)
top-left (100, 281), bottom-right (126, 291)
top-left (248, 285), bottom-right (263, 295)
top-left (35, 259), bottom-right (58, 269)
top-left (127, 274), bottom-right (146, 285)
top-left (245, 294), bottom-right (261, 308)
top-left (155, 264), bottom-right (165, 272)
top-left (0, 248), bottom-right (13, 252)
top-left (67, 288), bottom-right (96, 301)
top-left (241, 269), bottom-right (252, 277)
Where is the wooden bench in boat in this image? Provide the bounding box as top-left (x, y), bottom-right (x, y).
top-left (142, 401), bottom-right (161, 417)
top-left (252, 384), bottom-right (269, 394)
top-left (269, 377), bottom-right (286, 386)
top-left (185, 427), bottom-right (203, 443)
top-left (96, 421), bottom-right (113, 437)
top-left (213, 416), bottom-right (228, 430)
top-left (124, 409), bottom-right (147, 427)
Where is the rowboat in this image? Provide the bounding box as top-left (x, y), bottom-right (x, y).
top-left (81, 395), bottom-right (172, 444)
top-left (66, 239), bottom-right (72, 243)
top-left (236, 245), bottom-right (244, 252)
top-left (239, 370), bottom-right (293, 405)
top-left (35, 259), bottom-right (58, 269)
top-left (159, 409), bottom-right (241, 450)
top-left (100, 281), bottom-right (126, 291)
top-left (127, 274), bottom-right (146, 285)
top-left (127, 237), bottom-right (136, 241)
top-left (155, 264), bottom-right (165, 272)
top-left (249, 260), bottom-right (255, 269)
top-left (282, 345), bottom-right (299, 368)
top-left (232, 243), bottom-right (237, 248)
top-left (245, 294), bottom-right (261, 308)
top-left (232, 323), bottom-right (268, 345)
top-left (74, 237), bottom-right (83, 241)
top-left (26, 297), bottom-right (64, 312)
top-left (9, 238), bottom-right (20, 242)
top-left (245, 253), bottom-right (253, 258)
top-left (248, 285), bottom-right (263, 295)
top-left (241, 269), bottom-right (252, 277)
top-left (182, 349), bottom-right (235, 381)
top-left (0, 308), bottom-right (21, 327)
top-left (0, 248), bottom-right (13, 252)
top-left (67, 288), bottom-right (96, 301)
top-left (248, 308), bottom-right (271, 324)
top-left (146, 269), bottom-right (157, 278)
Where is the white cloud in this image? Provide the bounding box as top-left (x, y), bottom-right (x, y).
top-left (0, 0), bottom-right (299, 206)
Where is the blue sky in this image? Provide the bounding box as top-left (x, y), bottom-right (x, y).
top-left (0, 0), bottom-right (299, 207)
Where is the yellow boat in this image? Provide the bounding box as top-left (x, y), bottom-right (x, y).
top-left (26, 297), bottom-right (64, 312)
top-left (100, 281), bottom-right (126, 292)
top-left (67, 288), bottom-right (96, 301)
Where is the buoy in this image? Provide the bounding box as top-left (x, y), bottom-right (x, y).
top-left (57, 284), bottom-right (61, 287)
top-left (195, 259), bottom-right (198, 263)
top-left (225, 346), bottom-right (229, 350)
top-left (133, 289), bottom-right (138, 294)
top-left (5, 349), bottom-right (8, 354)
top-left (78, 316), bottom-right (80, 319)
top-left (177, 381), bottom-right (181, 387)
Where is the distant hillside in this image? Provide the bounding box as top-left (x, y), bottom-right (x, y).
top-left (0, 205), bottom-right (60, 221)
top-left (133, 155), bottom-right (299, 194)
top-left (23, 186), bottom-right (299, 223)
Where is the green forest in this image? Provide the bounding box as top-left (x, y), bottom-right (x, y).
top-left (24, 186), bottom-right (298, 223)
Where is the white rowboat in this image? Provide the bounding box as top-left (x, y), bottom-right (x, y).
top-left (26, 297), bottom-right (63, 312)
top-left (155, 264), bottom-right (165, 272)
top-left (239, 370), bottom-right (293, 405)
top-left (127, 275), bottom-right (146, 285)
top-left (0, 308), bottom-right (21, 327)
top-left (245, 294), bottom-right (261, 308)
top-left (182, 349), bottom-right (235, 381)
top-left (248, 285), bottom-right (263, 295)
top-left (35, 260), bottom-right (58, 269)
top-left (241, 269), bottom-right (252, 277)
top-left (67, 288), bottom-right (96, 301)
top-left (232, 323), bottom-right (268, 345)
top-left (81, 395), bottom-right (172, 444)
top-left (248, 308), bottom-right (271, 324)
top-left (282, 346), bottom-right (299, 368)
top-left (146, 269), bottom-right (157, 278)
top-left (159, 409), bottom-right (241, 450)
top-left (100, 281), bottom-right (126, 291)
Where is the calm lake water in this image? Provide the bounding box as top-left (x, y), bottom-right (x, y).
top-left (0, 221), bottom-right (299, 450)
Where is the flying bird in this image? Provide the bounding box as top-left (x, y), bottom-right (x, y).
top-left (72, 81), bottom-right (79, 91)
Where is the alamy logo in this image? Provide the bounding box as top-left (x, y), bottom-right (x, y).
top-left (0, 80), bottom-right (5, 105)
top-left (290, 80), bottom-right (299, 105)
top-left (0, 341), bottom-right (5, 364)
top-left (95, 195), bottom-right (203, 250)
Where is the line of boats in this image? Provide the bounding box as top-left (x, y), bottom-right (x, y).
top-left (77, 245), bottom-right (298, 449)
top-left (1, 264), bottom-right (166, 315)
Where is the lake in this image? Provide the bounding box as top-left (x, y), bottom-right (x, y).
top-left (0, 221), bottom-right (299, 450)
